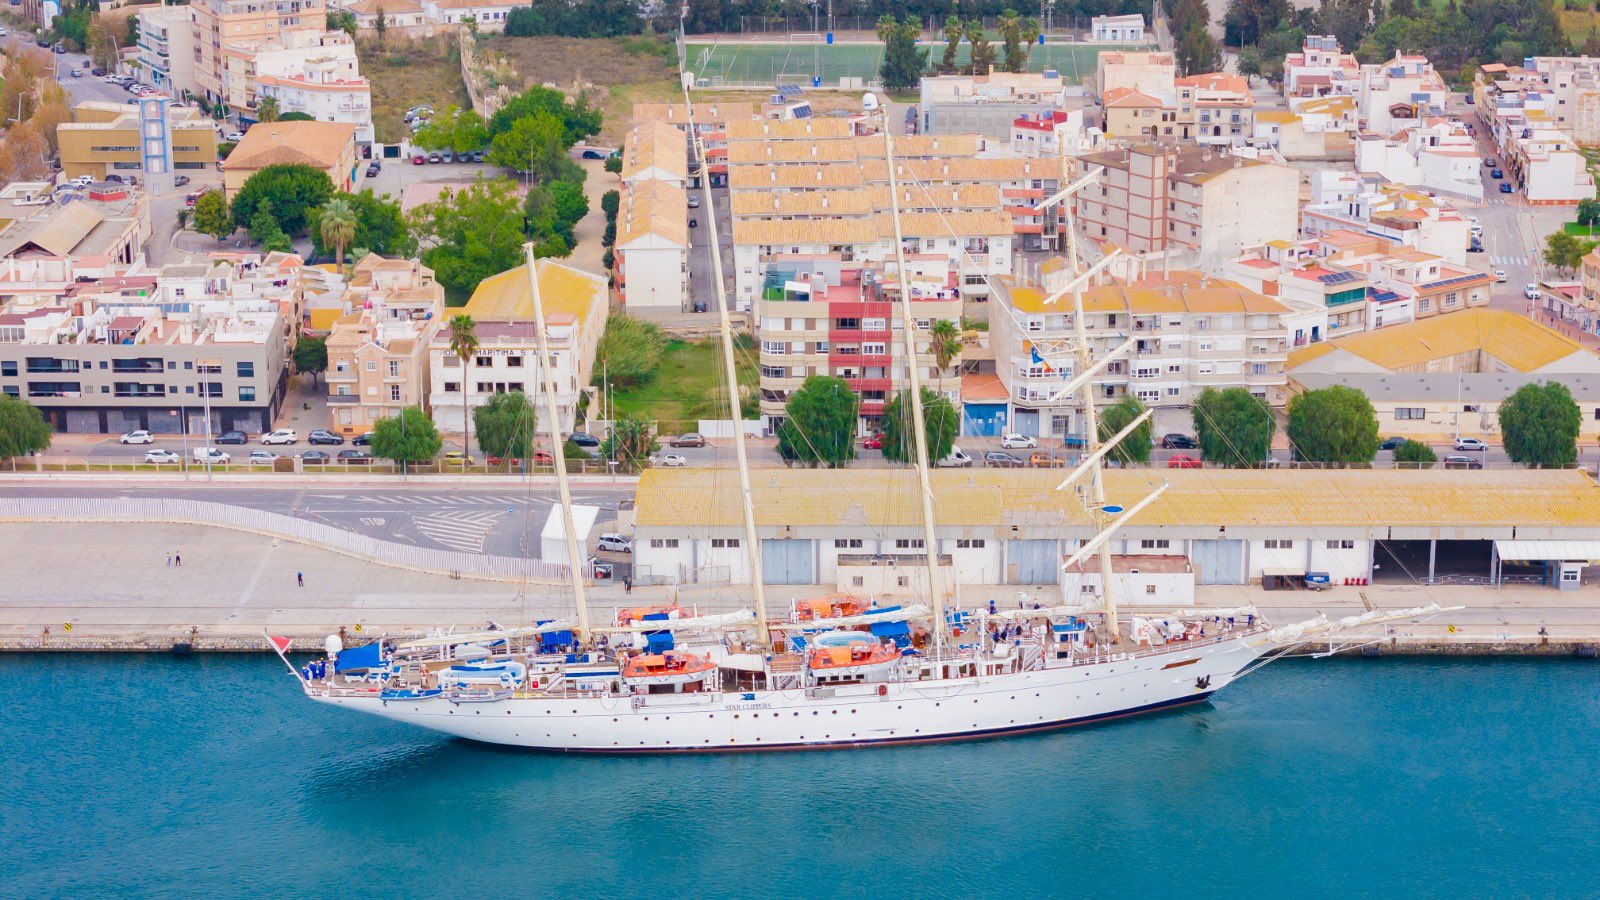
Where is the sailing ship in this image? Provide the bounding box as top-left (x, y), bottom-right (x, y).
top-left (272, 86), bottom-right (1449, 752)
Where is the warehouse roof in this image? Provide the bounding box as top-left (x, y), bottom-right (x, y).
top-left (1287, 308), bottom-right (1592, 373)
top-left (635, 468), bottom-right (1600, 533)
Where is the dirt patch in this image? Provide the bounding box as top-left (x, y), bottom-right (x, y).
top-left (356, 34), bottom-right (471, 145)
top-left (480, 35), bottom-right (679, 143)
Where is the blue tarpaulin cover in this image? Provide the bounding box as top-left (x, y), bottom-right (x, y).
top-left (334, 641), bottom-right (384, 672)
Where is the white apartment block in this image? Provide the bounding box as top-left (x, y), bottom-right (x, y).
top-left (137, 5), bottom-right (197, 98)
top-left (420, 0), bottom-right (520, 31)
top-left (1353, 119), bottom-right (1482, 201)
top-left (251, 31), bottom-right (373, 142)
top-left (988, 269), bottom-right (1326, 437)
top-left (918, 72), bottom-right (1076, 138)
top-left (1090, 14), bottom-right (1145, 43)
top-left (1010, 109), bottom-right (1101, 159)
top-left (614, 180), bottom-right (689, 311)
top-left (1282, 35), bottom-right (1358, 101)
top-left (1300, 171), bottom-right (1471, 265)
top-left (1473, 64), bottom-right (1597, 203)
top-left (1356, 54), bottom-right (1448, 134)
top-left (1095, 50), bottom-right (1175, 97)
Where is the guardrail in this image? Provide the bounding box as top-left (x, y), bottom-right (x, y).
top-left (0, 497), bottom-right (571, 585)
top-left (0, 457), bottom-right (638, 476)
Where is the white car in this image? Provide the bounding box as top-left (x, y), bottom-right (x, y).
top-left (1000, 433), bottom-right (1038, 450)
top-left (1523, 283), bottom-right (1539, 300)
top-left (1494, 268), bottom-right (1507, 283)
top-left (119, 429), bottom-right (154, 444)
top-left (261, 428), bottom-right (297, 445)
top-left (653, 452), bottom-right (688, 468)
top-left (249, 450), bottom-right (280, 463)
top-left (1453, 437), bottom-right (1488, 452)
top-left (144, 449), bottom-right (181, 464)
top-left (192, 447), bottom-right (230, 464)
top-left (597, 533), bottom-right (633, 553)
top-left (223, 131), bottom-right (245, 142)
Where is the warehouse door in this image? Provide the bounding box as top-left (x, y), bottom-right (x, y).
top-left (1192, 540), bottom-right (1245, 584)
top-left (1007, 539), bottom-right (1059, 584)
top-left (762, 539), bottom-right (815, 585)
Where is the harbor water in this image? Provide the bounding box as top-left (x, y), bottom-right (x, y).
top-left (4, 653), bottom-right (1597, 896)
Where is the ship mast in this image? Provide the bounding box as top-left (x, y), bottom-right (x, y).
top-left (521, 244), bottom-right (591, 641)
top-left (679, 74), bottom-right (772, 650)
top-left (874, 95), bottom-right (947, 655)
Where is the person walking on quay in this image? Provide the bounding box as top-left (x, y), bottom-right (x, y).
top-left (297, 572), bottom-right (304, 588)
top-left (165, 552), bottom-right (172, 568)
top-left (175, 552), bottom-right (182, 567)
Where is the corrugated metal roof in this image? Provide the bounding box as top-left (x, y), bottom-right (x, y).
top-left (1495, 540), bottom-right (1600, 562)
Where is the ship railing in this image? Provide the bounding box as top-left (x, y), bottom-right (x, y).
top-left (1058, 625), bottom-right (1269, 668)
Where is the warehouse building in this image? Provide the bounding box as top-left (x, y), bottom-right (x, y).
top-left (631, 469), bottom-right (1600, 595)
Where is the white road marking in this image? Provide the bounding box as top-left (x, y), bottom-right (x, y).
top-left (412, 510), bottom-right (504, 553)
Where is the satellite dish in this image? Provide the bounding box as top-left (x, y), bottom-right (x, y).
top-left (861, 92), bottom-right (880, 112)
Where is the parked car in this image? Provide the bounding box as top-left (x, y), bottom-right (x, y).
top-left (191, 447), bottom-right (230, 464)
top-left (597, 533), bottom-right (634, 553)
top-left (580, 148), bottom-right (607, 160)
top-left (215, 430), bottom-right (248, 445)
top-left (145, 448), bottom-right (181, 464)
top-left (653, 452), bottom-right (688, 467)
top-left (1483, 157), bottom-right (1497, 167)
top-left (365, 162), bottom-right (380, 177)
top-left (688, 218), bottom-right (698, 228)
top-left (1499, 183), bottom-right (1513, 194)
top-left (1490, 168), bottom-right (1504, 179)
top-left (1028, 451), bottom-right (1062, 468)
top-left (119, 430), bottom-right (155, 444)
top-left (937, 446), bottom-right (973, 467)
top-left (670, 432), bottom-right (706, 448)
top-left (441, 450), bottom-right (472, 464)
top-left (51, 44), bottom-right (66, 54)
top-left (687, 195), bottom-right (701, 209)
top-left (1443, 455), bottom-right (1483, 470)
top-left (1524, 283), bottom-right (1539, 300)
top-left (861, 433), bottom-right (883, 450)
top-left (300, 450), bottom-right (330, 464)
top-left (307, 429), bottom-right (344, 445)
top-left (353, 432), bottom-right (374, 446)
top-left (1167, 454), bottom-right (1203, 469)
top-left (1468, 238), bottom-right (1483, 253)
top-left (91, 68), bottom-right (105, 77)
top-left (411, 153), bottom-right (425, 165)
top-left (984, 450), bottom-right (1025, 468)
top-left (440, 151), bottom-right (456, 164)
top-left (1454, 437), bottom-right (1488, 452)
top-left (426, 152), bottom-right (442, 164)
top-left (336, 449), bottom-right (370, 464)
top-left (173, 175), bottom-right (190, 187)
top-left (261, 429), bottom-right (297, 445)
top-left (470, 149), bottom-right (485, 163)
top-left (1494, 269), bottom-right (1507, 282)
top-left (69, 68), bottom-right (82, 77)
top-left (1160, 433), bottom-right (1197, 449)
top-left (223, 131), bottom-right (244, 142)
top-left (249, 450), bottom-right (279, 463)
top-left (1379, 436), bottom-right (1406, 451)
top-left (1000, 433), bottom-right (1037, 449)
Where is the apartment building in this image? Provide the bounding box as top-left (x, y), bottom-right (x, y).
top-left (1095, 50), bottom-right (1175, 97)
top-left (1282, 35), bottom-right (1358, 101)
top-left (1300, 172), bottom-right (1471, 265)
top-left (420, 0), bottom-right (520, 31)
top-left (1510, 57), bottom-right (1600, 145)
top-left (221, 120), bottom-right (359, 197)
top-left (0, 181), bottom-right (152, 268)
top-left (1010, 109), bottom-right (1100, 158)
top-left (427, 259), bottom-right (607, 436)
top-left (619, 119), bottom-right (688, 188)
top-left (58, 100), bottom-right (218, 182)
top-left (633, 102), bottom-right (757, 185)
top-left (756, 260), bottom-right (962, 435)
top-left (1066, 144), bottom-right (1299, 268)
top-left (250, 31), bottom-right (373, 141)
top-left (1353, 118), bottom-right (1481, 200)
top-left (987, 269), bottom-right (1325, 437)
top-left (1356, 54), bottom-right (1448, 134)
top-left (324, 256), bottom-right (444, 436)
top-left (346, 0), bottom-right (432, 37)
top-left (138, 5), bottom-right (198, 97)
top-left (918, 72), bottom-right (1076, 139)
top-left (1258, 94), bottom-right (1356, 160)
top-left (192, 0), bottom-right (328, 103)
top-left (1090, 14), bottom-right (1145, 42)
top-left (1101, 86), bottom-right (1168, 140)
top-left (613, 179), bottom-right (689, 310)
top-left (1176, 73), bottom-right (1253, 145)
top-left (1570, 246), bottom-right (1600, 341)
top-left (0, 303), bottom-right (288, 434)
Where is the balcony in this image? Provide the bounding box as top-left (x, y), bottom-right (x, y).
top-left (327, 392), bottom-right (359, 404)
top-left (828, 328), bottom-right (890, 344)
top-left (846, 377), bottom-right (892, 393)
top-left (832, 352), bottom-right (892, 368)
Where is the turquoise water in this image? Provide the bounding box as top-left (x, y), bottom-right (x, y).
top-left (4, 654), bottom-right (1597, 896)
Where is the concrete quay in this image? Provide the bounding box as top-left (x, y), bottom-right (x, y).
top-left (3, 522), bottom-right (1599, 654)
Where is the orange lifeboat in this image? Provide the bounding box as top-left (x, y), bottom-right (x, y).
top-left (616, 604), bottom-right (683, 626)
top-left (795, 594), bottom-right (868, 621)
top-left (807, 642), bottom-right (902, 679)
top-left (621, 650), bottom-right (716, 686)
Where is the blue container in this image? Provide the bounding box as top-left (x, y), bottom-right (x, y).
top-left (826, 31), bottom-right (833, 44)
top-left (813, 76), bottom-right (821, 87)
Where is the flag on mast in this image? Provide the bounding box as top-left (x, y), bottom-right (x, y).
top-left (1028, 341), bottom-right (1055, 373)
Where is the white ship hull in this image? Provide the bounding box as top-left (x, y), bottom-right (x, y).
top-left (308, 634), bottom-right (1273, 752)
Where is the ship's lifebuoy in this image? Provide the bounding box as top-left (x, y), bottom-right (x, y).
top-left (878, 684), bottom-right (888, 697)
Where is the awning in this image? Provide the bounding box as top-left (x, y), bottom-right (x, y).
top-left (1495, 540), bottom-right (1600, 563)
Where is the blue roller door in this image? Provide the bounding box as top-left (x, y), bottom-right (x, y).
top-left (1007, 539), bottom-right (1059, 584)
top-left (762, 539), bottom-right (815, 585)
top-left (1192, 539), bottom-right (1244, 585)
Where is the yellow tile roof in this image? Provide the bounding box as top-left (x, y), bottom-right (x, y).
top-left (1287, 308), bottom-right (1588, 373)
top-left (892, 210), bottom-right (1012, 238)
top-left (221, 121), bottom-right (356, 171)
top-left (854, 134), bottom-right (982, 159)
top-left (620, 119), bottom-right (687, 181)
top-left (1004, 273), bottom-right (1288, 315)
top-left (728, 164), bottom-right (866, 190)
top-left (616, 179), bottom-right (688, 248)
top-left (635, 468), bottom-right (1600, 530)
top-left (725, 118), bottom-right (853, 141)
top-left (461, 258), bottom-right (607, 323)
top-left (727, 139), bottom-right (859, 166)
top-left (1256, 110), bottom-right (1299, 124)
top-left (732, 217), bottom-right (880, 245)
top-left (632, 102), bottom-right (758, 127)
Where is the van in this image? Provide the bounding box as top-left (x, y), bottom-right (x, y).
top-left (936, 446), bottom-right (973, 467)
top-left (192, 447), bottom-right (230, 464)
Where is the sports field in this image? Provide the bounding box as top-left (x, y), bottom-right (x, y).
top-left (684, 40), bottom-right (1147, 88)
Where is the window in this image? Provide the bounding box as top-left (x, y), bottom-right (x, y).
top-left (239, 386), bottom-right (256, 401)
top-left (506, 355), bottom-right (523, 367)
top-left (0, 361), bottom-right (14, 377)
top-left (236, 361), bottom-right (254, 378)
top-left (1395, 407), bottom-right (1426, 420)
top-left (475, 356), bottom-right (492, 368)
top-left (389, 385), bottom-right (401, 401)
top-left (1145, 584), bottom-right (1158, 594)
top-left (443, 381), bottom-right (460, 393)
top-left (1326, 540), bottom-right (1355, 549)
top-left (956, 539), bottom-right (986, 549)
top-left (711, 538), bottom-right (741, 548)
top-left (1, 386), bottom-right (15, 397)
top-left (649, 539), bottom-right (680, 548)
top-left (1251, 363), bottom-right (1268, 375)
top-left (1264, 539), bottom-right (1293, 549)
top-left (388, 361), bottom-right (400, 377)
top-left (834, 538), bottom-right (863, 549)
top-left (894, 538), bottom-right (925, 549)
top-left (442, 356), bottom-right (460, 368)
top-left (1140, 539), bottom-right (1170, 549)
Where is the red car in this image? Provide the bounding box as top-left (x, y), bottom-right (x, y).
top-left (488, 451), bottom-right (556, 468)
top-left (862, 433), bottom-right (883, 450)
top-left (1167, 454), bottom-right (1203, 469)
top-left (411, 153), bottom-right (425, 165)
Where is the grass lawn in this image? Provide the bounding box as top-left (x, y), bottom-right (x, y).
top-left (1562, 222), bottom-right (1600, 236)
top-left (357, 35), bottom-right (471, 144)
top-left (609, 335), bottom-right (756, 433)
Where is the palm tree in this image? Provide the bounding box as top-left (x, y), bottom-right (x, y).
top-left (929, 318), bottom-right (963, 377)
top-left (447, 314), bottom-right (479, 463)
top-left (257, 95), bottom-right (280, 123)
top-left (1020, 17), bottom-right (1042, 70)
top-left (318, 198), bottom-right (357, 272)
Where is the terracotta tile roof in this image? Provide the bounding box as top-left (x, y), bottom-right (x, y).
top-left (222, 121), bottom-right (357, 171)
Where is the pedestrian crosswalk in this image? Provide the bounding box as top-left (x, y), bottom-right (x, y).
top-left (311, 494), bottom-right (538, 506)
top-left (413, 510), bottom-right (505, 553)
top-left (1490, 256), bottom-right (1528, 267)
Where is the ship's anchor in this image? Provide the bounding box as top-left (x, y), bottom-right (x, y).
top-left (1195, 675), bottom-right (1212, 690)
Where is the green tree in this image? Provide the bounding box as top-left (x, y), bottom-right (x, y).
top-left (880, 387), bottom-right (959, 464)
top-left (1578, 197), bottom-right (1600, 228)
top-left (0, 395), bottom-right (51, 457)
top-left (1193, 387), bottom-right (1275, 467)
top-left (1225, 0), bottom-right (1292, 45)
top-left (1499, 381), bottom-right (1581, 467)
top-left (447, 314), bottom-right (479, 459)
top-left (230, 163), bottom-right (335, 236)
top-left (1394, 439), bottom-right (1436, 468)
top-left (248, 199), bottom-right (287, 249)
top-left (191, 190), bottom-right (233, 243)
top-left (939, 15), bottom-right (963, 74)
top-left (549, 180), bottom-right (589, 238)
top-left (309, 189), bottom-right (414, 259)
top-left (1236, 47), bottom-right (1265, 79)
top-left (603, 414), bottom-right (658, 469)
top-left (474, 390), bottom-right (537, 461)
top-left (1286, 385), bottom-right (1379, 465)
top-left (592, 315), bottom-right (665, 388)
top-left (488, 111), bottom-right (567, 178)
top-left (326, 9), bottom-right (356, 35)
top-left (876, 14), bottom-right (928, 91)
top-left (603, 154), bottom-right (622, 175)
top-left (292, 333), bottom-right (327, 385)
top-left (408, 179), bottom-right (528, 299)
top-left (278, 112), bottom-right (315, 122)
top-left (317, 197), bottom-right (357, 271)
top-left (964, 19), bottom-right (997, 75)
top-left (600, 188), bottom-right (620, 218)
top-left (488, 85), bottom-right (601, 146)
top-left (1175, 27), bottom-right (1222, 77)
top-left (1097, 395), bottom-right (1152, 464)
top-left (1544, 230), bottom-right (1596, 274)
top-left (999, 8), bottom-right (1026, 73)
top-left (928, 318), bottom-right (963, 375)
top-left (414, 105), bottom-right (489, 154)
top-left (370, 406), bottom-right (442, 465)
top-left (256, 95), bottom-right (280, 123)
top-left (777, 375), bottom-right (860, 467)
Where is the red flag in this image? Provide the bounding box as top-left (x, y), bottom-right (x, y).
top-left (268, 635), bottom-right (292, 655)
